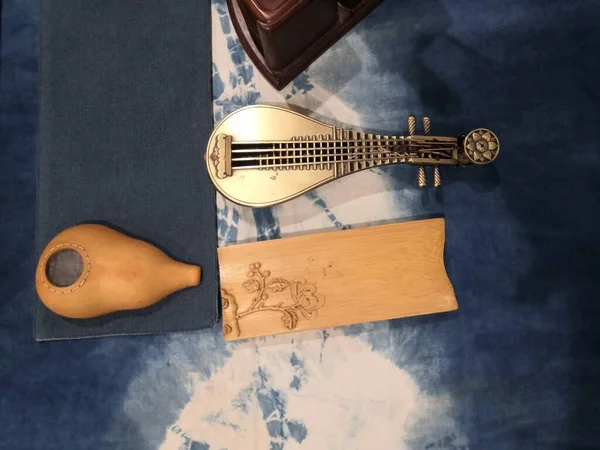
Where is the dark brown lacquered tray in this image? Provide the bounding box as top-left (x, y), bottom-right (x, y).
top-left (229, 0), bottom-right (385, 90)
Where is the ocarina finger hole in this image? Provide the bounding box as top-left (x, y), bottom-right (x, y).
top-left (38, 243), bottom-right (91, 294)
top-left (45, 249), bottom-right (84, 288)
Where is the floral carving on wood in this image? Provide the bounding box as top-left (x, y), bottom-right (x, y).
top-left (222, 262), bottom-right (325, 338)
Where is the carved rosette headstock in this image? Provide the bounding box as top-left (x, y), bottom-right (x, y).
top-left (463, 129), bottom-right (500, 165)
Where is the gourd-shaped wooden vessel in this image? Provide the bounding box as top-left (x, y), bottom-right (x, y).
top-left (35, 224), bottom-right (201, 319)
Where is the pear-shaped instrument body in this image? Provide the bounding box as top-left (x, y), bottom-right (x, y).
top-left (35, 224), bottom-right (201, 319)
top-left (206, 105), bottom-right (335, 208)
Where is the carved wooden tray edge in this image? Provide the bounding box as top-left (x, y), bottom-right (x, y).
top-left (217, 217), bottom-right (458, 341)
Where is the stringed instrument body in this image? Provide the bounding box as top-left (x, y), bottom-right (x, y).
top-left (205, 105), bottom-right (500, 208)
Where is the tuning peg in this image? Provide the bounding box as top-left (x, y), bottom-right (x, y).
top-left (416, 116), bottom-right (429, 188)
top-left (423, 117), bottom-right (431, 135)
top-left (433, 167), bottom-right (441, 187)
top-left (418, 167), bottom-right (427, 188)
top-left (422, 116), bottom-right (442, 188)
top-left (408, 116), bottom-right (425, 187)
top-left (408, 116), bottom-right (416, 136)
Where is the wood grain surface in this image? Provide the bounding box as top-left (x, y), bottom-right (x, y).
top-left (217, 218), bottom-right (457, 340)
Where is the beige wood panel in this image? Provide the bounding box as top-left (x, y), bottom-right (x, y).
top-left (218, 218), bottom-right (457, 340)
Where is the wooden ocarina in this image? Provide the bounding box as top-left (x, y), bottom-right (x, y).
top-left (35, 224), bottom-right (201, 319)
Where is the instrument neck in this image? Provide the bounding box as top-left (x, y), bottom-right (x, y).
top-left (229, 129), bottom-right (459, 173)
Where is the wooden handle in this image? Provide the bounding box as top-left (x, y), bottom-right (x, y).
top-left (217, 217), bottom-right (457, 340)
top-left (35, 224), bottom-right (201, 319)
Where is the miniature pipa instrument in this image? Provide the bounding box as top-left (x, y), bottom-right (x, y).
top-left (206, 105), bottom-right (500, 208)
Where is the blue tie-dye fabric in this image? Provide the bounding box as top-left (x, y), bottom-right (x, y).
top-left (2, 0), bottom-right (600, 449)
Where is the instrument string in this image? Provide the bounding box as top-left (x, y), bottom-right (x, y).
top-left (231, 150), bottom-right (455, 163)
top-left (231, 145), bottom-right (455, 166)
top-left (231, 159), bottom-right (456, 171)
top-left (231, 139), bottom-right (454, 154)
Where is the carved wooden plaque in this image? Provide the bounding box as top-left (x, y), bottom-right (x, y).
top-left (218, 218), bottom-right (457, 340)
